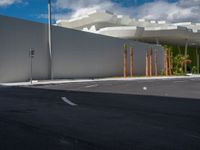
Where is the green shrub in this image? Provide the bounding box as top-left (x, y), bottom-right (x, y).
top-left (172, 54), bottom-right (191, 74)
top-left (192, 66), bottom-right (198, 74)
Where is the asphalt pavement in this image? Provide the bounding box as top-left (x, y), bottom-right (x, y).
top-left (1, 78), bottom-right (200, 150)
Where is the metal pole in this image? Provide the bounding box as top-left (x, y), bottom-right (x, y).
top-left (48, 0), bottom-right (53, 80)
top-left (30, 49), bottom-right (33, 84)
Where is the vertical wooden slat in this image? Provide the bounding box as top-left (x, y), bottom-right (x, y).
top-left (146, 49), bottom-right (149, 77)
top-left (184, 41), bottom-right (188, 73)
top-left (196, 47), bottom-right (199, 74)
top-left (169, 50), bottom-right (172, 76)
top-left (124, 45), bottom-right (127, 78)
top-left (154, 50), bottom-right (158, 76)
top-left (164, 49), bottom-right (166, 75)
top-left (130, 47), bottom-right (133, 77)
top-left (171, 51), bottom-right (173, 75)
top-left (165, 48), bottom-right (169, 76)
top-left (150, 48), bottom-right (153, 77)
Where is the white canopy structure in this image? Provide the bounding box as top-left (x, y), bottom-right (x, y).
top-left (56, 10), bottom-right (200, 47)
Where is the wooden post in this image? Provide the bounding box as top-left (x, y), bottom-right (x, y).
top-left (150, 48), bottom-right (153, 77)
top-left (184, 40), bottom-right (188, 73)
top-left (168, 50), bottom-right (172, 76)
top-left (154, 50), bottom-right (158, 76)
top-left (165, 48), bottom-right (169, 76)
top-left (196, 46), bottom-right (199, 74)
top-left (124, 45), bottom-right (127, 78)
top-left (146, 49), bottom-right (149, 77)
top-left (164, 49), bottom-right (166, 75)
top-left (171, 51), bottom-right (173, 75)
top-left (130, 47), bottom-right (133, 77)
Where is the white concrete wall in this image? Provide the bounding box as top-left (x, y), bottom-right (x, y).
top-left (0, 15), bottom-right (49, 83)
top-left (0, 15), bottom-right (164, 83)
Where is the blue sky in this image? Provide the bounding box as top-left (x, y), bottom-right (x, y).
top-left (0, 0), bottom-right (48, 23)
top-left (0, 0), bottom-right (199, 23)
top-left (0, 0), bottom-right (148, 23)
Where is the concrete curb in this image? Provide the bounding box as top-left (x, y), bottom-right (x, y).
top-left (1, 75), bottom-right (200, 87)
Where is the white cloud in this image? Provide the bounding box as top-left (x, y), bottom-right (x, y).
top-left (0, 0), bottom-right (22, 7)
top-left (52, 0), bottom-right (200, 23)
top-left (136, 0), bottom-right (200, 22)
top-left (178, 0), bottom-right (200, 8)
top-left (54, 0), bottom-right (129, 19)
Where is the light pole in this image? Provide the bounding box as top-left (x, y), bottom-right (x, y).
top-left (48, 0), bottom-right (53, 80)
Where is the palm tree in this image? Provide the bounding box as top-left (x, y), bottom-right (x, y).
top-left (180, 55), bottom-right (192, 73)
top-left (173, 54), bottom-right (191, 74)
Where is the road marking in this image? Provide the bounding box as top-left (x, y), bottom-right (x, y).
top-left (190, 79), bottom-right (196, 81)
top-left (61, 97), bottom-right (77, 106)
top-left (174, 80), bottom-right (185, 83)
top-left (85, 84), bottom-right (98, 88)
top-left (143, 86), bottom-right (147, 90)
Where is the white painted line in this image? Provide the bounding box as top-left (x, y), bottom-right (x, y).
top-left (85, 84), bottom-right (98, 88)
top-left (61, 97), bottom-right (77, 106)
top-left (174, 81), bottom-right (185, 83)
top-left (190, 79), bottom-right (196, 81)
top-left (143, 86), bottom-right (147, 90)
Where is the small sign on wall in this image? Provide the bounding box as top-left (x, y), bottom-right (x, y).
top-left (29, 48), bottom-right (35, 58)
top-left (29, 48), bottom-right (35, 84)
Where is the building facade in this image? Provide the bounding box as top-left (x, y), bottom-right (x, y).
top-left (0, 15), bottom-right (164, 83)
top-left (56, 10), bottom-right (200, 73)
